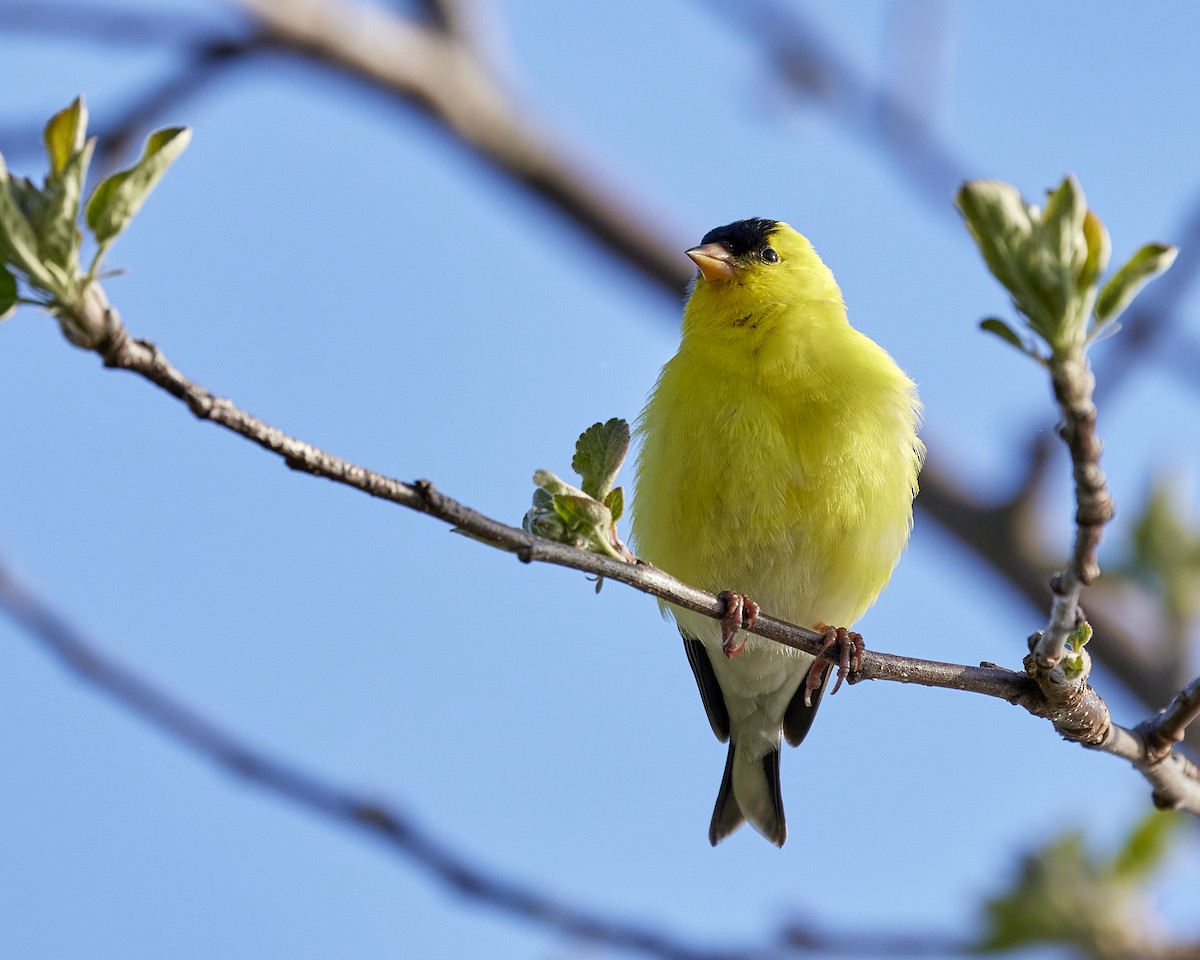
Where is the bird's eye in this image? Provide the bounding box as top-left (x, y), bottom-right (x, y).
top-left (761, 248), bottom-right (779, 263)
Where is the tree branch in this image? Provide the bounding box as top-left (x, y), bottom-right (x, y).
top-left (7, 289), bottom-right (1166, 813)
top-left (1029, 353), bottom-right (1114, 669)
top-left (1138, 677), bottom-right (1200, 768)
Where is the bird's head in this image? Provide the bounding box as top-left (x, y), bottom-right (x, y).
top-left (683, 219), bottom-right (843, 340)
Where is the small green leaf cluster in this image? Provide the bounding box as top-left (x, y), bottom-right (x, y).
top-left (957, 176), bottom-right (1176, 362)
top-left (523, 418), bottom-right (632, 563)
top-left (0, 96), bottom-right (190, 341)
top-left (1060, 621), bottom-right (1093, 681)
top-left (979, 811), bottom-right (1180, 956)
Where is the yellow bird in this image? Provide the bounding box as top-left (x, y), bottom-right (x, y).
top-left (632, 219), bottom-right (923, 846)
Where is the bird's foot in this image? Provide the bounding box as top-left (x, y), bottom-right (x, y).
top-left (717, 591), bottom-right (758, 658)
top-left (804, 624), bottom-right (864, 705)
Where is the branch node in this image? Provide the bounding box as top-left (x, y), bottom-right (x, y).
top-left (1023, 654), bottom-right (1112, 746)
top-left (1151, 790), bottom-right (1180, 810)
top-left (97, 311), bottom-right (133, 367)
top-left (354, 802), bottom-right (407, 836)
top-left (413, 479), bottom-right (439, 513)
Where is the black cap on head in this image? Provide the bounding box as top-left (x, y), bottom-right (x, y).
top-left (699, 218), bottom-right (778, 258)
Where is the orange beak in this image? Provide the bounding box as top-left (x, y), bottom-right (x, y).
top-left (686, 242), bottom-right (737, 282)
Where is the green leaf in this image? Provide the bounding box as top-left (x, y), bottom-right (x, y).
top-left (956, 180), bottom-right (1036, 297)
top-left (1041, 175), bottom-right (1088, 279)
top-left (1061, 622), bottom-right (1093, 681)
top-left (0, 264), bottom-right (18, 320)
top-left (604, 485), bottom-right (624, 525)
top-left (0, 160), bottom-right (53, 288)
top-left (43, 97), bottom-right (88, 178)
top-left (38, 136), bottom-right (94, 274)
top-left (86, 126), bottom-right (192, 248)
top-left (572, 418), bottom-right (630, 501)
top-left (979, 317), bottom-right (1028, 353)
top-left (552, 493), bottom-right (610, 530)
top-left (978, 828), bottom-right (1151, 955)
top-left (40, 99), bottom-right (95, 274)
top-left (1065, 621), bottom-right (1092, 652)
top-left (1110, 810), bottom-right (1178, 881)
top-left (1094, 242), bottom-right (1178, 328)
top-left (522, 506), bottom-right (565, 540)
top-left (1079, 209), bottom-right (1111, 292)
top-left (531, 469), bottom-right (584, 500)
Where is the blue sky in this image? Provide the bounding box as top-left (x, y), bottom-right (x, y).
top-left (1, 2), bottom-right (1198, 957)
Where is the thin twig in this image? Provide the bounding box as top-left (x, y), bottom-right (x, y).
top-left (1031, 352), bottom-right (1114, 670)
top-left (781, 921), bottom-right (969, 957)
top-left (86, 316), bottom-right (1033, 703)
top-left (1138, 677), bottom-right (1200, 765)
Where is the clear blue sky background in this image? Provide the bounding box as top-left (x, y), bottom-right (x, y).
top-left (1, 2), bottom-right (1198, 958)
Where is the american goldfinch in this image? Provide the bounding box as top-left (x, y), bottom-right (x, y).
top-left (632, 219), bottom-right (923, 846)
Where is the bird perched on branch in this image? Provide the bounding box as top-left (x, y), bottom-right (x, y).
top-left (632, 218), bottom-right (923, 846)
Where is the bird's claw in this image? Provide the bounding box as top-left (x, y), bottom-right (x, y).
top-left (804, 625), bottom-right (864, 705)
top-left (718, 591), bottom-right (758, 658)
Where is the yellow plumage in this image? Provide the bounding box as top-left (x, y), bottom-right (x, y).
top-left (632, 219), bottom-right (923, 846)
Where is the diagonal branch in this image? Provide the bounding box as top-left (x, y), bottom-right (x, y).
top-left (34, 288), bottom-right (1196, 814)
top-left (1138, 677), bottom-right (1200, 771)
top-left (1029, 353), bottom-right (1114, 670)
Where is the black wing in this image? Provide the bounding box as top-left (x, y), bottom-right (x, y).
top-left (681, 628), bottom-right (730, 742)
top-left (782, 660), bottom-right (831, 747)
